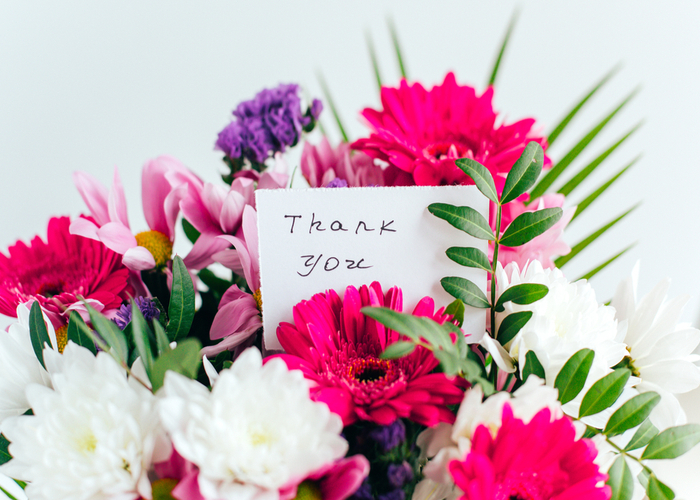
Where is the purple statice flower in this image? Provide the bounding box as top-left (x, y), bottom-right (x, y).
top-left (114, 297), bottom-right (161, 330)
top-left (369, 419), bottom-right (406, 452)
top-left (387, 462), bottom-right (414, 489)
top-left (216, 83), bottom-right (321, 164)
top-left (378, 490), bottom-right (405, 500)
top-left (326, 177), bottom-right (349, 188)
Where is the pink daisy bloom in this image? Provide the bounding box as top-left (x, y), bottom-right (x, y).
top-left (280, 455), bottom-right (370, 500)
top-left (352, 72), bottom-right (551, 189)
top-left (301, 137), bottom-right (384, 188)
top-left (448, 404), bottom-right (611, 500)
top-left (270, 282), bottom-right (465, 427)
top-left (0, 216), bottom-right (131, 326)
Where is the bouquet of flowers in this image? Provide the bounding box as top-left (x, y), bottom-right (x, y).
top-left (0, 17), bottom-right (698, 500)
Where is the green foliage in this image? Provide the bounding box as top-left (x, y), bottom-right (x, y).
top-left (454, 158), bottom-right (498, 203)
top-left (66, 312), bottom-right (96, 354)
top-left (381, 341), bottom-right (416, 359)
top-left (150, 338), bottom-right (202, 393)
top-left (28, 301), bottom-right (51, 369)
top-left (444, 299), bottom-right (465, 328)
top-left (579, 368), bottom-right (631, 418)
top-left (494, 283), bottom-right (548, 312)
top-left (445, 246), bottom-right (492, 272)
top-left (624, 419), bottom-right (659, 451)
top-left (604, 392), bottom-right (661, 436)
top-left (496, 311), bottom-right (532, 345)
top-left (84, 302), bottom-right (129, 364)
top-left (499, 208), bottom-right (563, 247)
top-left (366, 32), bottom-right (383, 91)
top-left (428, 203), bottom-right (495, 241)
top-left (440, 277), bottom-right (490, 309)
top-left (388, 18), bottom-right (407, 80)
top-left (571, 156), bottom-right (639, 222)
top-left (500, 142), bottom-right (544, 205)
top-left (522, 350), bottom-right (545, 382)
top-left (607, 455), bottom-right (634, 500)
top-left (153, 320), bottom-right (172, 355)
top-left (641, 424), bottom-right (700, 460)
top-left (576, 244), bottom-right (636, 282)
top-left (554, 348), bottom-right (595, 405)
top-left (317, 73), bottom-right (349, 143)
top-left (130, 300), bottom-right (155, 379)
top-left (182, 218), bottom-right (200, 244)
top-left (487, 9), bottom-right (519, 87)
top-left (0, 433), bottom-right (10, 466)
top-left (646, 475), bottom-right (675, 500)
top-left (166, 256), bottom-right (196, 342)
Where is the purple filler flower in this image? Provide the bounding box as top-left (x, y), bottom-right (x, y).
top-left (325, 178), bottom-right (349, 188)
top-left (114, 297), bottom-right (161, 329)
top-left (387, 462), bottom-right (414, 489)
top-left (369, 419), bottom-right (407, 453)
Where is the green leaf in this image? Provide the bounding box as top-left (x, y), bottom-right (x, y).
top-left (361, 307), bottom-right (454, 351)
top-left (606, 455), bottom-right (634, 500)
top-left (387, 18), bottom-right (407, 80)
top-left (499, 208), bottom-right (563, 247)
top-left (440, 277), bottom-right (490, 309)
top-left (554, 348), bottom-right (595, 405)
top-left (182, 218), bottom-right (200, 244)
top-left (153, 319), bottom-right (172, 355)
top-left (66, 312), bottom-right (96, 355)
top-left (433, 350), bottom-right (459, 376)
top-left (445, 246), bottom-right (492, 272)
top-left (317, 73), bottom-right (349, 143)
top-left (577, 244), bottom-right (637, 282)
top-left (558, 122), bottom-right (642, 197)
top-left (454, 158), bottom-right (498, 203)
top-left (530, 87), bottom-right (639, 200)
top-left (647, 475), bottom-right (675, 500)
top-left (496, 311), bottom-right (532, 345)
top-left (500, 142), bottom-right (544, 205)
top-left (642, 423), bottom-right (700, 460)
top-left (428, 203), bottom-right (495, 240)
top-left (571, 156), bottom-right (639, 222)
top-left (522, 350), bottom-right (545, 382)
top-left (625, 419), bottom-right (659, 451)
top-left (0, 485), bottom-right (19, 500)
top-left (548, 64), bottom-right (621, 147)
top-left (381, 341), bottom-right (416, 360)
top-left (198, 268), bottom-right (232, 296)
top-left (150, 338), bottom-right (202, 393)
top-left (444, 299), bottom-right (465, 328)
top-left (579, 368), bottom-right (631, 418)
top-left (29, 301), bottom-right (51, 369)
top-left (85, 302), bottom-right (129, 364)
top-left (0, 433), bottom-right (10, 466)
top-left (494, 283), bottom-right (548, 312)
top-left (604, 392), bottom-right (661, 436)
top-left (130, 300), bottom-right (154, 378)
top-left (487, 9), bottom-right (518, 87)
top-left (366, 31), bottom-right (383, 91)
top-left (555, 205), bottom-right (638, 268)
top-left (166, 256), bottom-right (196, 342)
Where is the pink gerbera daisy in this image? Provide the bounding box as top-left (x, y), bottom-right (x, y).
top-left (270, 282), bottom-right (465, 427)
top-left (352, 72), bottom-right (551, 189)
top-left (0, 216), bottom-right (131, 326)
top-left (448, 404), bottom-right (611, 500)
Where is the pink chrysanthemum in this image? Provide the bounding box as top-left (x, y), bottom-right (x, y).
top-left (352, 72), bottom-right (551, 188)
top-left (0, 217), bottom-right (131, 326)
top-left (270, 282), bottom-right (465, 427)
top-left (448, 404), bottom-right (611, 500)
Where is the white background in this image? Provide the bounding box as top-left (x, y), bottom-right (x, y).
top-left (0, 1), bottom-right (699, 497)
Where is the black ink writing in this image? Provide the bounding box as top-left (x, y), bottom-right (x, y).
top-left (355, 221), bottom-right (375, 234)
top-left (330, 220), bottom-right (348, 232)
top-left (380, 220), bottom-right (396, 235)
top-left (285, 215), bottom-right (302, 233)
top-left (324, 257), bottom-right (340, 271)
top-left (297, 254), bottom-right (322, 277)
top-left (297, 254), bottom-right (373, 277)
top-left (346, 258), bottom-right (372, 270)
top-left (310, 212), bottom-right (325, 233)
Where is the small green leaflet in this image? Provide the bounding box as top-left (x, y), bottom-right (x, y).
top-left (606, 455), bottom-right (634, 500)
top-left (641, 423), bottom-right (700, 460)
top-left (579, 368), bottom-right (631, 418)
top-left (499, 142), bottom-right (544, 205)
top-left (66, 312), bottom-right (96, 354)
top-left (444, 299), bottom-right (465, 328)
top-left (28, 301), bottom-right (51, 369)
top-left (428, 203), bottom-right (495, 241)
top-left (625, 419), bottom-right (658, 452)
top-left (522, 351), bottom-right (545, 382)
top-left (182, 218), bottom-right (200, 244)
top-left (646, 475), bottom-right (675, 500)
top-left (604, 392), bottom-right (661, 436)
top-left (499, 208), bottom-right (563, 247)
top-left (445, 246), bottom-right (492, 272)
top-left (150, 338), bottom-right (202, 393)
top-left (0, 433), bottom-right (10, 466)
top-left (554, 349), bottom-right (595, 405)
top-left (166, 256), bottom-right (196, 342)
top-left (496, 311), bottom-right (532, 345)
top-left (494, 283), bottom-right (548, 312)
top-left (440, 277), bottom-right (490, 309)
top-left (130, 300), bottom-right (155, 379)
top-left (454, 158), bottom-right (498, 203)
top-left (85, 302), bottom-right (129, 364)
top-left (381, 341), bottom-right (416, 360)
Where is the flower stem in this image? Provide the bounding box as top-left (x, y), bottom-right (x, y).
top-left (488, 203), bottom-right (503, 384)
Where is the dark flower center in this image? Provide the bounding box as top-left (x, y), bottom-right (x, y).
top-left (350, 358), bottom-right (390, 383)
top-left (35, 281), bottom-right (65, 298)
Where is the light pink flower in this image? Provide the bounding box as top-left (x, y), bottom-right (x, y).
top-left (280, 456), bottom-right (370, 500)
top-left (153, 449), bottom-right (205, 500)
top-left (301, 138), bottom-right (384, 187)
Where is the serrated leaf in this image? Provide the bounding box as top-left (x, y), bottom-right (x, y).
top-left (153, 320), bottom-right (171, 355)
top-left (317, 73), bottom-right (349, 142)
top-left (625, 419), bottom-right (659, 451)
top-left (440, 277), bottom-right (490, 309)
top-left (604, 392), bottom-right (661, 436)
top-left (494, 283), bottom-right (548, 312)
top-left (166, 256), bottom-right (195, 342)
top-left (558, 122), bottom-right (642, 197)
top-left (530, 87), bottom-right (639, 200)
top-left (444, 299), bottom-right (465, 328)
top-left (29, 301), bottom-right (51, 369)
top-left (0, 434), bottom-right (10, 466)
top-left (579, 368), bottom-right (631, 418)
top-left (150, 338), bottom-right (202, 393)
top-left (487, 9), bottom-right (518, 87)
top-left (366, 31), bottom-right (383, 91)
top-left (428, 203), bottom-right (494, 240)
top-left (641, 423), bottom-right (700, 460)
top-left (571, 156), bottom-right (639, 222)
top-left (522, 350), bottom-right (545, 382)
top-left (182, 218), bottom-right (200, 244)
top-left (555, 205), bottom-right (638, 268)
top-left (454, 158), bottom-right (498, 203)
top-left (496, 311), bottom-right (532, 345)
top-left (607, 455), bottom-right (634, 500)
top-left (84, 302), bottom-right (129, 364)
top-left (647, 475), bottom-right (675, 500)
top-left (66, 312), bottom-right (96, 355)
top-left (381, 341), bottom-right (416, 360)
top-left (499, 208), bottom-right (563, 247)
top-left (446, 246), bottom-right (492, 272)
top-left (576, 244), bottom-right (637, 282)
top-left (130, 300), bottom-right (154, 378)
top-left (388, 18), bottom-right (407, 80)
top-left (548, 64), bottom-right (621, 147)
top-left (500, 142), bottom-right (544, 205)
top-left (555, 348), bottom-right (595, 405)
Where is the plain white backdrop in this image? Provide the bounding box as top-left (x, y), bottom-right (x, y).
top-left (0, 1), bottom-right (699, 497)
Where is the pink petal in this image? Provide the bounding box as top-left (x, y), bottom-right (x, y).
top-left (318, 456), bottom-right (371, 500)
top-left (219, 189), bottom-right (245, 234)
top-left (183, 233), bottom-right (230, 270)
top-left (209, 294), bottom-right (260, 340)
top-left (122, 246), bottom-right (156, 271)
top-left (108, 167), bottom-right (130, 228)
top-left (212, 248), bottom-right (244, 275)
top-left (96, 222), bottom-right (137, 254)
top-left (142, 157), bottom-right (175, 238)
top-left (73, 171), bottom-right (110, 226)
top-left (69, 217), bottom-right (100, 240)
top-left (163, 184), bottom-right (188, 240)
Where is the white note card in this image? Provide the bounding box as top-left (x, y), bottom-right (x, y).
top-left (256, 185), bottom-right (488, 351)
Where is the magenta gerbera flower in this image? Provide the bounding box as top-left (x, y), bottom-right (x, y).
top-left (270, 282), bottom-right (466, 427)
top-left (448, 404), bottom-right (611, 500)
top-left (0, 216), bottom-right (131, 326)
top-left (352, 72), bottom-right (551, 188)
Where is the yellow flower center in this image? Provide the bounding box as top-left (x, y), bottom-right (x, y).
top-left (55, 325), bottom-right (68, 354)
top-left (293, 481), bottom-right (323, 500)
top-left (76, 432), bottom-right (97, 454)
top-left (135, 230), bottom-right (173, 268)
top-left (253, 288), bottom-right (262, 312)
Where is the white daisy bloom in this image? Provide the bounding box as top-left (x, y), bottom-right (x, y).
top-left (0, 343), bottom-right (168, 500)
top-left (611, 262), bottom-right (700, 428)
top-left (158, 347), bottom-right (347, 500)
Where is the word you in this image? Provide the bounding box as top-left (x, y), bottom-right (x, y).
top-left (297, 254), bottom-right (372, 278)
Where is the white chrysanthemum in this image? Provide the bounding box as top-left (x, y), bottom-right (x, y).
top-left (414, 378), bottom-right (562, 500)
top-left (0, 343), bottom-right (167, 500)
top-left (493, 261), bottom-right (629, 421)
top-left (0, 304), bottom-right (56, 427)
top-left (159, 347), bottom-right (347, 500)
top-left (611, 263), bottom-right (700, 428)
